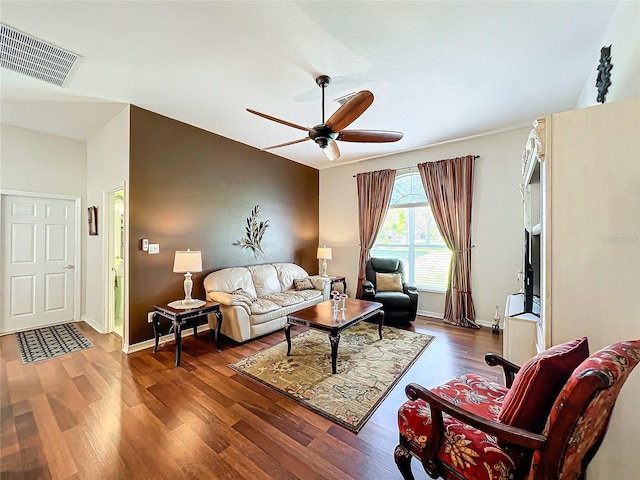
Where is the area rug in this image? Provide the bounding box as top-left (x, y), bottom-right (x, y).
top-left (15, 323), bottom-right (94, 364)
top-left (229, 322), bottom-right (434, 432)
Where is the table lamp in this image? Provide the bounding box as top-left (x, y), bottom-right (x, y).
top-left (317, 245), bottom-right (332, 277)
top-left (173, 249), bottom-right (202, 305)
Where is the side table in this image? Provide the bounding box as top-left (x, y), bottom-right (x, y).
top-left (152, 300), bottom-right (222, 367)
top-left (328, 275), bottom-right (347, 293)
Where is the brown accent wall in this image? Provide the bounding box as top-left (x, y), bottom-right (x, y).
top-left (128, 106), bottom-right (319, 345)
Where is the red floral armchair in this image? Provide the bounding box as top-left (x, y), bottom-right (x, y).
top-left (394, 339), bottom-right (640, 480)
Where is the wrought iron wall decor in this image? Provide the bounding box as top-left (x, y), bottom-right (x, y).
top-left (596, 45), bottom-right (613, 104)
top-left (88, 206), bottom-right (98, 236)
top-left (234, 204), bottom-right (270, 255)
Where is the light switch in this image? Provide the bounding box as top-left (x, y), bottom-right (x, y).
top-left (148, 244), bottom-right (160, 254)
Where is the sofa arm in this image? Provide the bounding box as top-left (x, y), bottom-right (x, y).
top-left (362, 280), bottom-right (375, 299)
top-left (404, 284), bottom-right (418, 298)
top-left (207, 291), bottom-right (234, 305)
top-left (308, 276), bottom-right (332, 300)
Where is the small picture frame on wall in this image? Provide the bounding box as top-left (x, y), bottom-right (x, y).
top-left (88, 206), bottom-right (98, 236)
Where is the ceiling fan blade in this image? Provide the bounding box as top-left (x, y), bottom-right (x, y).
top-left (322, 141), bottom-right (340, 161)
top-left (325, 90), bottom-right (374, 132)
top-left (261, 137), bottom-right (310, 151)
top-left (246, 108), bottom-right (310, 132)
top-left (337, 129), bottom-right (404, 143)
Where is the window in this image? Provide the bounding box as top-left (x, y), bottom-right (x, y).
top-left (370, 173), bottom-right (451, 292)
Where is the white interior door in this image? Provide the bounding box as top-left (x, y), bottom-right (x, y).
top-left (1, 194), bottom-right (78, 333)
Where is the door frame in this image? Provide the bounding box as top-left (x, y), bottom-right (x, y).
top-left (0, 189), bottom-right (82, 332)
top-left (102, 182), bottom-right (129, 352)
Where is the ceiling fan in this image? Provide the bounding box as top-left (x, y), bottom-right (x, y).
top-left (247, 75), bottom-right (403, 161)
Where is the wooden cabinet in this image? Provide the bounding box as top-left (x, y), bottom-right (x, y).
top-left (503, 294), bottom-right (539, 365)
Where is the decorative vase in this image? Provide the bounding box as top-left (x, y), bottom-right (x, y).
top-left (340, 293), bottom-right (348, 310)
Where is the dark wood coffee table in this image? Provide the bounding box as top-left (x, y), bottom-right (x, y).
top-left (284, 299), bottom-right (384, 374)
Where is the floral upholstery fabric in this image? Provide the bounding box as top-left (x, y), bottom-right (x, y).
top-left (398, 374), bottom-right (529, 480)
top-left (527, 340), bottom-right (640, 480)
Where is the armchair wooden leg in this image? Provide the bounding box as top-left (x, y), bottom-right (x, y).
top-left (394, 444), bottom-right (416, 480)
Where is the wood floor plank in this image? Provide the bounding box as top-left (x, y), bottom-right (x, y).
top-left (1, 316), bottom-right (501, 479)
top-left (29, 394), bottom-right (78, 479)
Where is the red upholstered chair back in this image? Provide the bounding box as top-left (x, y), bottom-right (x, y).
top-left (530, 340), bottom-right (640, 480)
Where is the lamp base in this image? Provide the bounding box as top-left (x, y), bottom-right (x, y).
top-left (321, 259), bottom-right (328, 277)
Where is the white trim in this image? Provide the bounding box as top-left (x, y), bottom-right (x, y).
top-left (126, 324), bottom-right (211, 354)
top-left (73, 197), bottom-right (82, 323)
top-left (101, 182), bottom-right (128, 352)
top-left (417, 309), bottom-right (444, 319)
top-left (122, 180), bottom-right (130, 352)
top-left (0, 189), bottom-right (79, 201)
top-left (81, 315), bottom-right (102, 333)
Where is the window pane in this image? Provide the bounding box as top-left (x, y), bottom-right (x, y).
top-left (375, 208), bottom-right (407, 245)
top-left (414, 246), bottom-right (451, 291)
top-left (372, 173), bottom-right (451, 292)
top-left (390, 173), bottom-right (427, 205)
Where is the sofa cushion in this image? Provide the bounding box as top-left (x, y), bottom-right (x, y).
top-left (273, 263), bottom-right (310, 291)
top-left (264, 290), bottom-right (321, 306)
top-left (204, 267), bottom-right (257, 298)
top-left (376, 272), bottom-right (403, 292)
top-left (250, 293), bottom-right (323, 326)
top-left (231, 288), bottom-right (257, 303)
top-left (247, 264), bottom-right (281, 297)
top-left (498, 337), bottom-right (589, 433)
top-left (249, 297), bottom-right (280, 316)
top-left (374, 291), bottom-right (411, 310)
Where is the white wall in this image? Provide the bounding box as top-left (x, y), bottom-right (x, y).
top-left (319, 127), bottom-right (530, 324)
top-left (576, 1), bottom-right (640, 108)
top-left (85, 106), bottom-right (130, 335)
top-left (0, 124), bottom-right (88, 316)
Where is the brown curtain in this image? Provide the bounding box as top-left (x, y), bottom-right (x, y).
top-left (355, 169), bottom-right (396, 298)
top-left (418, 155), bottom-right (478, 328)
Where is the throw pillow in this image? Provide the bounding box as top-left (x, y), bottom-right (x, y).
top-left (498, 336), bottom-right (589, 434)
top-left (376, 272), bottom-right (403, 292)
top-left (293, 278), bottom-right (315, 291)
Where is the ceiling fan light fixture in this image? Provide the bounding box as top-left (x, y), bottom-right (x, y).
top-left (246, 73), bottom-right (403, 162)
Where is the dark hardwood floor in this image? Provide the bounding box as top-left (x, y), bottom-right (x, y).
top-left (1, 317), bottom-right (502, 480)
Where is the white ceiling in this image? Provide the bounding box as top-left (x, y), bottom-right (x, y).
top-left (0, 1), bottom-right (618, 169)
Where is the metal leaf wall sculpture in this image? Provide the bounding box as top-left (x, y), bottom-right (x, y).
top-left (234, 205), bottom-right (270, 256)
top-left (596, 45), bottom-right (613, 104)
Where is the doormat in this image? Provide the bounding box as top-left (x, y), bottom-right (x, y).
top-left (229, 322), bottom-right (434, 432)
top-left (15, 323), bottom-right (93, 364)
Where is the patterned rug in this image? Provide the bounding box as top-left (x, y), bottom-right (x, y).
top-left (229, 322), bottom-right (434, 432)
top-left (15, 323), bottom-right (94, 364)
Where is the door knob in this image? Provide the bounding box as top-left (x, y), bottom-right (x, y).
top-left (63, 265), bottom-right (75, 269)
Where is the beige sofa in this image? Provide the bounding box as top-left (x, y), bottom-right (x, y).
top-left (203, 262), bottom-right (331, 342)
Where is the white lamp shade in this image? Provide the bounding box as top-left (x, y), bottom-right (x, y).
top-left (317, 246), bottom-right (332, 260)
top-left (173, 250), bottom-right (203, 273)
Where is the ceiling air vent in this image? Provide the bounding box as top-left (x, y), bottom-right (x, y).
top-left (334, 92), bottom-right (357, 105)
top-left (0, 23), bottom-right (82, 87)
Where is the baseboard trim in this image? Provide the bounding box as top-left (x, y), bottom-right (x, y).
top-left (416, 310), bottom-right (495, 329)
top-left (127, 324), bottom-right (212, 354)
top-left (81, 315), bottom-right (104, 334)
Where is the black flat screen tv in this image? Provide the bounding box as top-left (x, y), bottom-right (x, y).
top-left (523, 228), bottom-right (541, 316)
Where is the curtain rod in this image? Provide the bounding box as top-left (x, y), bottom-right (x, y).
top-left (352, 155), bottom-right (480, 177)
